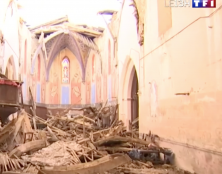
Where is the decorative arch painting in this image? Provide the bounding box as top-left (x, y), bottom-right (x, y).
top-left (71, 83), bottom-right (81, 104)
top-left (50, 82), bottom-right (59, 104)
top-left (71, 70), bottom-right (81, 104)
top-left (62, 57), bottom-right (70, 83)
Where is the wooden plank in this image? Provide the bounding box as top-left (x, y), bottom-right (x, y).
top-left (29, 16), bottom-right (69, 31)
top-left (38, 154), bottom-right (131, 174)
top-left (94, 136), bottom-right (151, 147)
top-left (9, 140), bottom-right (47, 158)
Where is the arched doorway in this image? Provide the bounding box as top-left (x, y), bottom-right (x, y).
top-left (130, 67), bottom-right (139, 129)
top-left (119, 56), bottom-right (139, 130)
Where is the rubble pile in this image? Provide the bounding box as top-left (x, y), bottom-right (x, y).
top-left (0, 103), bottom-right (191, 174)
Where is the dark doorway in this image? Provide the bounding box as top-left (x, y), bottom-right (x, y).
top-left (130, 67), bottom-right (139, 129)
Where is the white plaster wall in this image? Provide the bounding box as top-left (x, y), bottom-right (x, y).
top-left (2, 2), bottom-right (20, 79)
top-left (117, 0), bottom-right (140, 77)
top-left (0, 0), bottom-right (10, 29)
top-left (140, 1), bottom-right (222, 173)
top-left (117, 0), bottom-right (140, 124)
top-left (20, 24), bottom-right (32, 76)
top-left (0, 0), bottom-right (32, 81)
top-left (94, 26), bottom-right (115, 103)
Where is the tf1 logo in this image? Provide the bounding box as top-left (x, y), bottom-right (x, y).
top-left (192, 0), bottom-right (216, 8)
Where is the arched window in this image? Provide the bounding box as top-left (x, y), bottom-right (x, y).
top-left (62, 57), bottom-right (70, 83)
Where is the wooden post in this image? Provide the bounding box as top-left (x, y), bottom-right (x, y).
top-left (29, 87), bottom-right (37, 130)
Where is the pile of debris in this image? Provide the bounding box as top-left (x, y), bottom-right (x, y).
top-left (0, 102), bottom-right (190, 174)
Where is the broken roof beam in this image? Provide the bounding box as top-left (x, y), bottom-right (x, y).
top-left (64, 23), bottom-right (103, 36)
top-left (33, 22), bottom-right (103, 38)
top-left (71, 32), bottom-right (98, 51)
top-left (29, 16), bottom-right (69, 31)
top-left (38, 154), bottom-right (131, 174)
top-left (34, 27), bottom-right (101, 38)
top-left (97, 10), bottom-right (117, 15)
top-left (34, 29), bottom-right (59, 35)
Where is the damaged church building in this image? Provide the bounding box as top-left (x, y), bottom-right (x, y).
top-left (0, 0), bottom-right (222, 174)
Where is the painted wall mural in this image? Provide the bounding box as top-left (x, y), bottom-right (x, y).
top-left (49, 69), bottom-right (60, 104)
top-left (71, 58), bottom-right (82, 104)
top-left (71, 82), bottom-right (81, 104)
top-left (50, 83), bottom-right (59, 104)
top-left (62, 57), bottom-right (70, 83)
top-left (86, 82), bottom-right (91, 104)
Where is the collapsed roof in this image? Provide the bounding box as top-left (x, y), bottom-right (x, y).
top-left (30, 16), bottom-right (105, 39)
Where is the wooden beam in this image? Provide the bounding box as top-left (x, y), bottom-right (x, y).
top-left (38, 154), bottom-right (131, 174)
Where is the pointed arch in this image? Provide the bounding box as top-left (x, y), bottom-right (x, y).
top-left (119, 56), bottom-right (139, 129)
top-left (62, 57), bottom-right (70, 83)
top-left (46, 33), bottom-right (85, 82)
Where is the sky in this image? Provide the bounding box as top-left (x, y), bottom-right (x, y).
top-left (18, 0), bottom-right (123, 28)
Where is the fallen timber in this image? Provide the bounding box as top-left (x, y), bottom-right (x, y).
top-left (38, 154), bottom-right (131, 174)
top-left (0, 92), bottom-right (192, 174)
